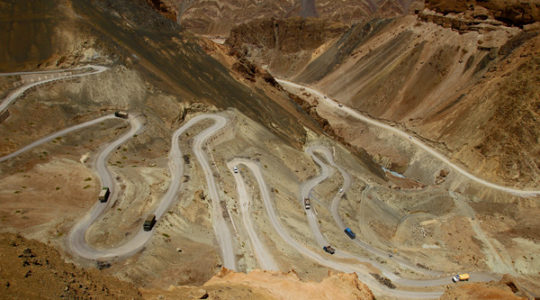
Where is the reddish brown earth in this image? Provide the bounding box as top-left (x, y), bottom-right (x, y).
top-left (425, 0), bottom-right (540, 26)
top-left (142, 268), bottom-right (375, 300)
top-left (146, 0), bottom-right (422, 36)
top-left (0, 233), bottom-right (142, 299)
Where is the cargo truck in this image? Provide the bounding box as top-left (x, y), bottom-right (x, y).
top-left (114, 111), bottom-right (129, 119)
top-left (344, 227), bottom-right (356, 239)
top-left (143, 214), bottom-right (157, 231)
top-left (452, 273), bottom-right (470, 282)
top-left (98, 187), bottom-right (110, 203)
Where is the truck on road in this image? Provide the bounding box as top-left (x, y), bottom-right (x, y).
top-left (143, 214), bottom-right (157, 231)
top-left (323, 245), bottom-right (335, 255)
top-left (304, 198), bottom-right (311, 209)
top-left (344, 227), bottom-right (356, 239)
top-left (452, 273), bottom-right (470, 282)
top-left (98, 187), bottom-right (110, 203)
top-left (114, 111), bottom-right (129, 119)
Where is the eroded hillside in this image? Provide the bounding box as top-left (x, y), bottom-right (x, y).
top-left (1, 0), bottom-right (540, 299)
top-left (147, 0), bottom-right (422, 36)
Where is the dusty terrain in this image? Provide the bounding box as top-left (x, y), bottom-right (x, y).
top-left (1, 0), bottom-right (539, 299)
top-left (149, 0), bottom-right (422, 36)
top-left (0, 233), bottom-right (142, 299)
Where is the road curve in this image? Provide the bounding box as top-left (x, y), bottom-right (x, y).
top-left (1, 65), bottom-right (108, 113)
top-left (69, 113), bottom-right (237, 269)
top-left (277, 79), bottom-right (540, 197)
top-left (232, 158), bottom-right (444, 299)
top-left (189, 114), bottom-right (237, 271)
top-left (308, 145), bottom-right (443, 276)
top-left (0, 114), bottom-right (116, 162)
top-left (228, 159), bottom-right (280, 271)
top-left (302, 145), bottom-right (499, 289)
top-left (68, 114), bottom-right (147, 260)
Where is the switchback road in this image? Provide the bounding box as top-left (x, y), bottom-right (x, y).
top-left (277, 79), bottom-right (540, 197)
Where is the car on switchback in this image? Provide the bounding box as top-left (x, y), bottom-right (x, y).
top-left (344, 227), bottom-right (356, 239)
top-left (304, 198), bottom-right (311, 209)
top-left (323, 245), bottom-right (335, 255)
top-left (233, 166), bottom-right (239, 173)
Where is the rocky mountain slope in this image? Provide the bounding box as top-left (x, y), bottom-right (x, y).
top-left (148, 0), bottom-right (423, 36)
top-left (0, 233), bottom-right (142, 299)
top-left (0, 232), bottom-right (376, 299)
top-left (425, 0), bottom-right (540, 26)
top-left (2, 0), bottom-right (540, 299)
top-left (142, 268), bottom-right (375, 300)
top-left (226, 6), bottom-right (539, 188)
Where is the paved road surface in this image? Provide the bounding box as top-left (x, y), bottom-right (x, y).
top-left (1, 65), bottom-right (108, 113)
top-left (277, 79), bottom-right (540, 197)
top-left (301, 146), bottom-right (498, 289)
top-left (231, 158), bottom-right (444, 299)
top-left (228, 159), bottom-right (280, 271)
top-left (69, 114), bottom-right (237, 268)
top-left (0, 114), bottom-right (116, 162)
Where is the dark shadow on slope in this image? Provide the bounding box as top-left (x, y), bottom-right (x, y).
top-left (294, 18), bottom-right (393, 84)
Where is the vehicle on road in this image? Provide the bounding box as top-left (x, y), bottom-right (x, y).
top-left (304, 198), bottom-right (311, 209)
top-left (323, 245), bottom-right (335, 255)
top-left (98, 187), bottom-right (110, 203)
top-left (452, 273), bottom-right (470, 282)
top-left (233, 166), bottom-right (239, 173)
top-left (0, 109), bottom-right (9, 124)
top-left (143, 214), bottom-right (157, 231)
top-left (114, 111), bottom-right (129, 119)
top-left (344, 227), bottom-right (356, 239)
top-left (338, 103), bottom-right (343, 107)
top-left (339, 187), bottom-right (343, 193)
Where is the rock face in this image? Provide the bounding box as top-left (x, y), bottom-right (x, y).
top-left (142, 268), bottom-right (375, 300)
top-left (0, 233), bottom-right (142, 299)
top-left (285, 14), bottom-right (540, 188)
top-left (425, 0), bottom-right (540, 26)
top-left (146, 0), bottom-right (421, 35)
top-left (440, 275), bottom-right (530, 299)
top-left (144, 0), bottom-right (177, 21)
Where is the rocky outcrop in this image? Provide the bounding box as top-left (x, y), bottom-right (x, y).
top-left (0, 233), bottom-right (142, 299)
top-left (226, 18), bottom-right (348, 54)
top-left (440, 274), bottom-right (531, 299)
top-left (144, 0), bottom-right (420, 36)
top-left (425, 0), bottom-right (540, 26)
top-left (144, 0), bottom-right (177, 21)
top-left (142, 268), bottom-right (375, 300)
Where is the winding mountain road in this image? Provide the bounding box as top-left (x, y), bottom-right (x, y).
top-left (0, 114), bottom-right (117, 162)
top-left (231, 158), bottom-right (444, 299)
top-left (303, 145), bottom-right (499, 288)
top-left (308, 146), bottom-right (443, 276)
top-left (0, 65), bottom-right (108, 113)
top-left (277, 79), bottom-right (540, 197)
top-left (228, 159), bottom-right (279, 271)
top-left (69, 114), bottom-right (237, 268)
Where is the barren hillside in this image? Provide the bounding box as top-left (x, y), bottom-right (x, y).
top-left (148, 0), bottom-right (422, 36)
top-left (1, 0), bottom-right (540, 299)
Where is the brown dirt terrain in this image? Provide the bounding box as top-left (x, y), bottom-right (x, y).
top-left (2, 0), bottom-right (540, 299)
top-left (0, 233), bottom-right (142, 299)
top-left (425, 0), bottom-right (540, 26)
top-left (440, 275), bottom-right (530, 300)
top-left (142, 268), bottom-right (375, 300)
top-left (148, 0), bottom-right (421, 36)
